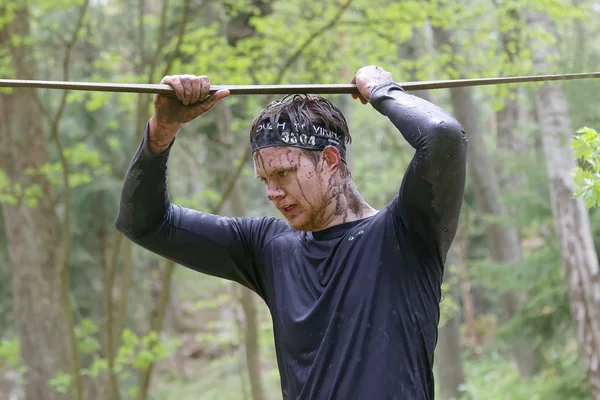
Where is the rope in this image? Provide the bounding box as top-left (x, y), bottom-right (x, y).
top-left (0, 72), bottom-right (599, 95)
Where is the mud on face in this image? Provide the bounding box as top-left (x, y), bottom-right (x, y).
top-left (253, 144), bottom-right (368, 231)
top-left (253, 146), bottom-right (349, 231)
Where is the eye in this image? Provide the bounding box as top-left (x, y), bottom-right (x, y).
top-left (277, 170), bottom-right (289, 177)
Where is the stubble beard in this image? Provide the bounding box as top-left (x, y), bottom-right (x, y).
top-left (289, 180), bottom-right (369, 232)
top-left (295, 176), bottom-right (345, 232)
top-left (277, 151), bottom-right (368, 231)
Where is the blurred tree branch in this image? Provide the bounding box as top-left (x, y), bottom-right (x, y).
top-left (48, 2), bottom-right (91, 400)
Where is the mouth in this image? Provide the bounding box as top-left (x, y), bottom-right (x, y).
top-left (280, 204), bottom-right (297, 217)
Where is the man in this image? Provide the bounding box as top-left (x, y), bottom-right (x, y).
top-left (116, 65), bottom-right (467, 399)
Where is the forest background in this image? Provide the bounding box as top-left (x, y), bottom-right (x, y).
top-left (0, 0), bottom-right (600, 399)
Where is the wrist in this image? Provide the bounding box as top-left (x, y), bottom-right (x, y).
top-left (149, 115), bottom-right (181, 134)
top-left (359, 80), bottom-right (389, 101)
top-left (368, 79), bottom-right (392, 91)
top-left (148, 116), bottom-right (180, 153)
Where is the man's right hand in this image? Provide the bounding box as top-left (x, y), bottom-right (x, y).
top-left (148, 74), bottom-right (230, 153)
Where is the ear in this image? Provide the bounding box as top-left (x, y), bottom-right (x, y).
top-left (321, 146), bottom-right (342, 174)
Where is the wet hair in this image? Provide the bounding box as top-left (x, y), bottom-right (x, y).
top-left (249, 94), bottom-right (352, 176)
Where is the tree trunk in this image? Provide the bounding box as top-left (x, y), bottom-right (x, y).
top-left (435, 243), bottom-right (467, 400)
top-left (493, 2), bottom-right (529, 198)
top-left (237, 262), bottom-right (267, 400)
top-left (493, 4), bottom-right (544, 376)
top-left (0, 6), bottom-right (73, 400)
top-left (496, 90), bottom-right (528, 193)
top-left (215, 100), bottom-right (267, 400)
top-left (230, 191), bottom-right (267, 400)
top-left (528, 10), bottom-right (600, 397)
top-left (402, 26), bottom-right (433, 103)
top-left (432, 24), bottom-right (541, 378)
top-left (455, 213), bottom-right (479, 348)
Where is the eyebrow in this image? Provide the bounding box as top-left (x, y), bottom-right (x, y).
top-left (255, 166), bottom-right (296, 180)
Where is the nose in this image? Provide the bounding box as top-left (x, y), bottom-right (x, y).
top-left (267, 183), bottom-right (285, 201)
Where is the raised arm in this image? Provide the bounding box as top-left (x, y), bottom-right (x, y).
top-left (353, 66), bottom-right (467, 260)
top-left (115, 75), bottom-right (289, 298)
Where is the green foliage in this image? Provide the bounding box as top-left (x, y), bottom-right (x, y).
top-left (48, 319), bottom-right (182, 396)
top-left (462, 342), bottom-right (590, 400)
top-left (531, 0), bottom-right (590, 21)
top-left (75, 318), bottom-right (102, 356)
top-left (0, 337), bottom-right (20, 369)
top-left (439, 269), bottom-right (460, 327)
top-left (0, 338), bottom-right (25, 388)
top-left (0, 169), bottom-right (44, 207)
top-left (572, 127), bottom-right (600, 208)
top-left (44, 143), bottom-right (112, 187)
top-left (48, 372), bottom-right (73, 394)
top-left (0, 142), bottom-right (111, 207)
top-left (115, 328), bottom-right (181, 373)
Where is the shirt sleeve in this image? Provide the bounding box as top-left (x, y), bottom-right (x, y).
top-left (369, 83), bottom-right (468, 262)
top-left (114, 121), bottom-right (290, 300)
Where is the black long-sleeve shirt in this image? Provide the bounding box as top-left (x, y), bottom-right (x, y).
top-left (115, 82), bottom-right (467, 400)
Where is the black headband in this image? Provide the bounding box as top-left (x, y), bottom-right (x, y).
top-left (250, 120), bottom-right (347, 162)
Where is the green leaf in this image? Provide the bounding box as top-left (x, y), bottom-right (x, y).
top-left (85, 92), bottom-right (112, 112)
top-left (107, 137), bottom-right (121, 151)
top-left (572, 127), bottom-right (600, 208)
top-left (134, 349), bottom-right (155, 369)
top-left (127, 386), bottom-right (139, 398)
top-left (48, 372), bottom-right (72, 394)
top-left (78, 336), bottom-right (101, 355)
top-left (0, 338), bottom-right (21, 369)
top-left (89, 358), bottom-right (109, 376)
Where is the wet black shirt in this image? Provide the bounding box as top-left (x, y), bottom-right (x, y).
top-left (115, 82), bottom-right (468, 400)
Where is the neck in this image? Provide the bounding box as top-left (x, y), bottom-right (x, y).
top-left (315, 179), bottom-right (377, 231)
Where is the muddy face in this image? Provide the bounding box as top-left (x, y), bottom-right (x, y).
top-left (253, 146), bottom-right (344, 231)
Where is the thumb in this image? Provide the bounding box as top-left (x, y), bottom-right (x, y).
top-left (193, 88), bottom-right (231, 115)
top-left (211, 88), bottom-right (231, 103)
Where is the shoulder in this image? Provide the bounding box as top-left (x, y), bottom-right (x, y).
top-left (234, 215), bottom-right (294, 249)
top-left (261, 223), bottom-right (302, 249)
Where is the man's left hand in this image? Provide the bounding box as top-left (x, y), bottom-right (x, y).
top-left (351, 65), bottom-right (394, 104)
